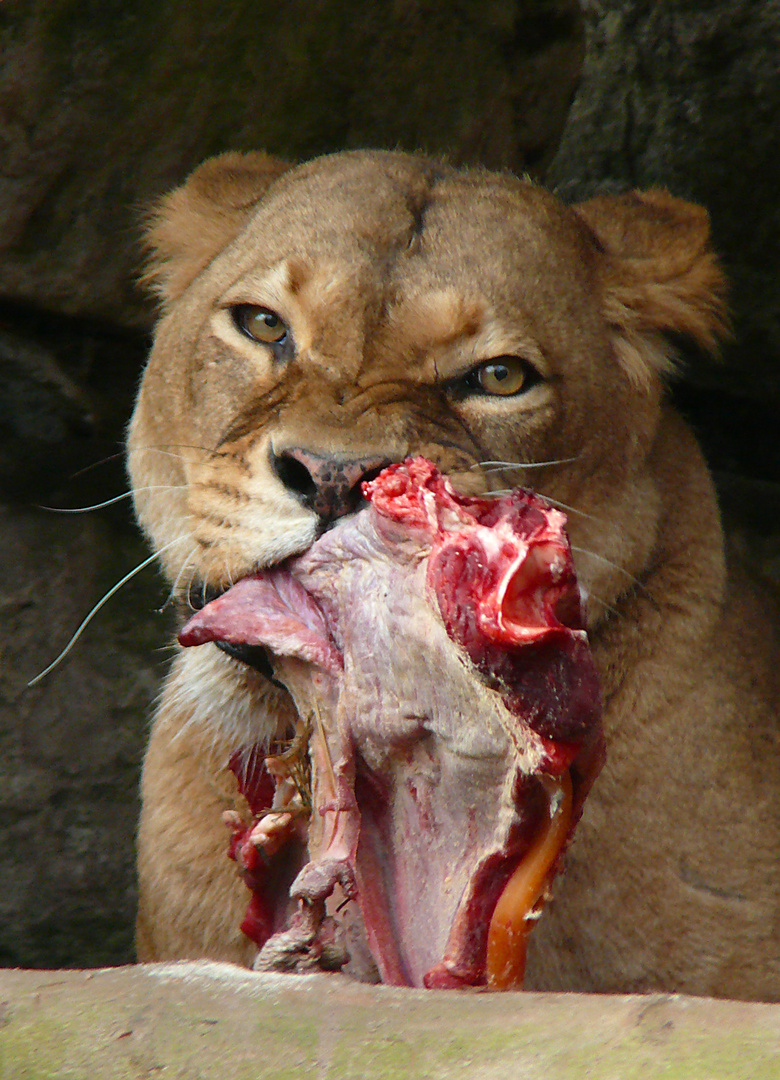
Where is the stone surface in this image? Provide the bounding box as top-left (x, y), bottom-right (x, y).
top-left (1, 962), bottom-right (779, 1079)
top-left (548, 0), bottom-right (780, 413)
top-left (0, 305), bottom-right (146, 500)
top-left (0, 0), bottom-right (583, 330)
top-left (0, 502), bottom-right (170, 968)
top-left (0, 298), bottom-right (167, 967)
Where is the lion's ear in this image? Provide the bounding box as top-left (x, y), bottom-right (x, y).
top-left (575, 190), bottom-right (729, 388)
top-left (142, 151), bottom-right (292, 307)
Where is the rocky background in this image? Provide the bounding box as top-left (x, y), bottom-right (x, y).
top-left (1, 0), bottom-right (778, 968)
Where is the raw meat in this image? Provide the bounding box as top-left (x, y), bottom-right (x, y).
top-left (179, 458), bottom-right (603, 989)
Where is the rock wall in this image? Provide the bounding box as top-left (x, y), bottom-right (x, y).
top-left (0, 504), bottom-right (170, 967)
top-left (0, 0), bottom-right (582, 329)
top-left (548, 0), bottom-right (780, 486)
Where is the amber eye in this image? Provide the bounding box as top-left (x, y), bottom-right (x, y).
top-left (233, 305), bottom-right (288, 346)
top-left (464, 357), bottom-right (537, 397)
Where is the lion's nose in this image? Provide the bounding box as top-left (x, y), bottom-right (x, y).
top-left (271, 448), bottom-right (392, 523)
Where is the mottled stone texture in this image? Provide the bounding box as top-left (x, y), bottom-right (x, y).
top-left (1, 963), bottom-right (780, 1079)
top-left (0, 503), bottom-right (171, 967)
top-left (0, 0), bottom-right (582, 329)
top-left (548, 0), bottom-right (780, 439)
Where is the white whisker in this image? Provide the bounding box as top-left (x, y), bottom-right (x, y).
top-left (27, 534), bottom-right (190, 687)
top-left (68, 452), bottom-right (126, 479)
top-left (155, 642), bottom-right (180, 655)
top-left (38, 485), bottom-right (188, 514)
top-left (225, 536), bottom-right (236, 590)
top-left (537, 495), bottom-right (602, 523)
top-left (131, 443), bottom-right (228, 465)
top-left (471, 457), bottom-right (579, 472)
top-left (130, 449), bottom-right (225, 474)
top-left (478, 487), bottom-right (601, 523)
top-left (134, 441), bottom-right (221, 454)
top-left (586, 593), bottom-right (622, 620)
top-left (184, 560), bottom-right (205, 613)
top-left (160, 544), bottom-right (200, 612)
top-left (571, 546), bottom-right (645, 589)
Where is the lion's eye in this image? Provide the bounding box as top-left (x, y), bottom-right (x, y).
top-left (233, 305), bottom-right (288, 346)
top-left (463, 357), bottom-right (538, 397)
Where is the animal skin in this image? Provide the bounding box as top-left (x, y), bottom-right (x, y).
top-left (175, 459), bottom-right (605, 989)
top-left (128, 149), bottom-right (779, 1000)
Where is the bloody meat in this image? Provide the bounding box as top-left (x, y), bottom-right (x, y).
top-left (179, 458), bottom-right (604, 989)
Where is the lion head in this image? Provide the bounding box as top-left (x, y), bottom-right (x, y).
top-left (129, 148), bottom-right (726, 648)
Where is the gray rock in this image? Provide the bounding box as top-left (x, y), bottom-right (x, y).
top-left (1, 962), bottom-right (779, 1079)
top-left (548, 0), bottom-right (780, 408)
top-left (0, 501), bottom-right (170, 967)
top-left (0, 0), bottom-right (582, 330)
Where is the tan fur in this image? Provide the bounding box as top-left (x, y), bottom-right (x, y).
top-left (128, 150), bottom-right (779, 1000)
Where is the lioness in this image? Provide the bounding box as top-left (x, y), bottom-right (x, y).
top-left (128, 149), bottom-right (779, 1000)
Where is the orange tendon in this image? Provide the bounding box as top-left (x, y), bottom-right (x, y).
top-left (486, 770), bottom-right (573, 990)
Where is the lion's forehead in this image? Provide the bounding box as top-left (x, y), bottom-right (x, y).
top-left (225, 162), bottom-right (591, 320)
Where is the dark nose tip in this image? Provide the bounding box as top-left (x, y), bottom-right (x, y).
top-left (271, 448), bottom-right (391, 523)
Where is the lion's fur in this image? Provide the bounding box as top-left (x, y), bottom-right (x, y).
top-left (128, 150), bottom-right (778, 999)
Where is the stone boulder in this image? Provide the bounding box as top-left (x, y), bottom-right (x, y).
top-left (0, 0), bottom-right (582, 329)
top-left (0, 499), bottom-right (170, 968)
top-left (548, 0), bottom-right (780, 421)
top-left (1, 963), bottom-right (779, 1078)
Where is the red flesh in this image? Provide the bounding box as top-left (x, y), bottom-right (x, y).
top-left (179, 458), bottom-right (604, 987)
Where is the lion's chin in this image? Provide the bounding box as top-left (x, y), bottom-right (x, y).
top-left (179, 459), bottom-right (604, 990)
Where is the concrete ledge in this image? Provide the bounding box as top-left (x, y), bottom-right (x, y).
top-left (0, 961), bottom-right (778, 1079)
